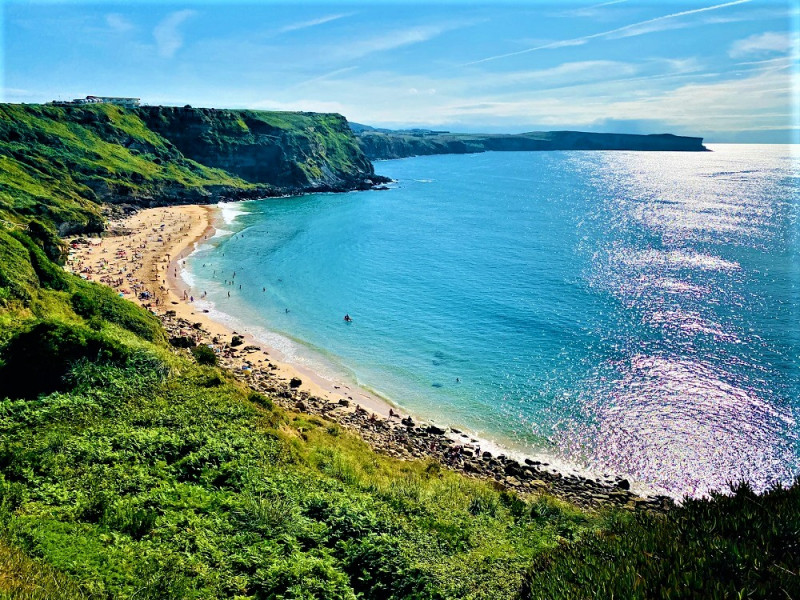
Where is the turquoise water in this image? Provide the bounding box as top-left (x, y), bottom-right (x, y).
top-left (187, 145), bottom-right (799, 497)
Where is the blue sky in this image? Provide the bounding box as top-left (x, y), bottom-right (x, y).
top-left (3, 1), bottom-right (799, 142)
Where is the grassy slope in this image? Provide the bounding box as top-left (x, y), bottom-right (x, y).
top-left (0, 105), bottom-right (796, 599)
top-left (0, 104), bottom-right (251, 235)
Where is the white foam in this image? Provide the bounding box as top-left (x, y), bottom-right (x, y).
top-left (218, 202), bottom-right (246, 226)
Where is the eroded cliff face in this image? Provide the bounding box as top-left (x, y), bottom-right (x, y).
top-left (137, 107), bottom-right (381, 191)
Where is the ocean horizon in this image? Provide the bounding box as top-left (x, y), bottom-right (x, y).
top-left (186, 144), bottom-right (799, 499)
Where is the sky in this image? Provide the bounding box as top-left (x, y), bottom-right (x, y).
top-left (2, 0), bottom-right (799, 142)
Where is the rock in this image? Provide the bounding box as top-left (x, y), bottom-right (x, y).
top-left (295, 401), bottom-right (307, 411)
top-left (426, 425), bottom-right (446, 435)
top-left (616, 478), bottom-right (631, 490)
top-left (463, 461), bottom-right (481, 473)
top-left (338, 399), bottom-right (350, 407)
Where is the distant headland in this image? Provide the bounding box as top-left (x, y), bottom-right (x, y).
top-left (351, 123), bottom-right (708, 159)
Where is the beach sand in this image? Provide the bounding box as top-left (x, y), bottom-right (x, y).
top-left (65, 204), bottom-right (395, 418)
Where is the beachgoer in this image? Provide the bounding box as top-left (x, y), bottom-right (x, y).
top-left (344, 314), bottom-right (352, 322)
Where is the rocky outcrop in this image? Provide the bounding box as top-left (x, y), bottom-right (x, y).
top-left (356, 129), bottom-right (708, 160)
top-left (137, 106), bottom-right (386, 192)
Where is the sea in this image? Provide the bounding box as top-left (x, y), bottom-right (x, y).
top-left (185, 145), bottom-right (800, 498)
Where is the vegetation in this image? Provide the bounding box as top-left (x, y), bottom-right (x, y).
top-left (353, 128), bottom-right (707, 160)
top-left (0, 102), bottom-right (796, 598)
top-left (191, 344), bottom-right (218, 366)
top-left (0, 104), bottom-right (251, 235)
top-left (521, 482), bottom-right (800, 599)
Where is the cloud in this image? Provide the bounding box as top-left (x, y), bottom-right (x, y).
top-left (153, 10), bottom-right (196, 58)
top-left (435, 68), bottom-right (794, 136)
top-left (729, 31), bottom-right (795, 58)
top-left (332, 21), bottom-right (470, 61)
top-left (557, 0), bottom-right (629, 19)
top-left (278, 13), bottom-right (352, 34)
top-left (466, 0), bottom-right (752, 65)
top-left (248, 98), bottom-right (350, 114)
top-left (292, 66), bottom-right (359, 89)
top-left (105, 13), bottom-right (133, 34)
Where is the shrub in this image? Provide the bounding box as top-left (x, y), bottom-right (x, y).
top-left (190, 344), bottom-right (217, 366)
top-left (0, 319), bottom-right (129, 398)
top-left (519, 481), bottom-right (800, 599)
top-left (248, 391), bottom-right (274, 410)
top-left (70, 283), bottom-right (163, 342)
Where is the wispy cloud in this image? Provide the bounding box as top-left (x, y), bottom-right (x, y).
top-left (105, 13), bottom-right (133, 34)
top-left (558, 0), bottom-right (629, 19)
top-left (153, 10), bottom-right (196, 58)
top-left (278, 13), bottom-right (353, 34)
top-left (332, 21), bottom-right (471, 61)
top-left (466, 0), bottom-right (751, 65)
top-left (729, 31), bottom-right (796, 58)
top-left (292, 66), bottom-right (359, 89)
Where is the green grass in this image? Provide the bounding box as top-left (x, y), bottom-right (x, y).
top-left (0, 103), bottom-right (253, 235)
top-left (520, 482), bottom-right (800, 599)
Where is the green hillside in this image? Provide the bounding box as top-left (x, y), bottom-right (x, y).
top-left (0, 103), bottom-right (796, 599)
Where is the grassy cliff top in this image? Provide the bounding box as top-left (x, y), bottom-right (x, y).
top-left (0, 103), bottom-right (252, 234)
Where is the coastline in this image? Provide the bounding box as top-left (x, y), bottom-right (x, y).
top-left (65, 203), bottom-right (672, 512)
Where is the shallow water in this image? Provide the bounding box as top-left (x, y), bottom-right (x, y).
top-left (187, 145), bottom-right (799, 498)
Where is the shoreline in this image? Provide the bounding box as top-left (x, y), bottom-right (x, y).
top-left (65, 203), bottom-right (672, 512)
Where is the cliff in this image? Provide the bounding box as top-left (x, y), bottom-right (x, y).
top-left (354, 128), bottom-right (708, 159)
top-left (0, 103), bottom-right (382, 236)
top-left (137, 107), bottom-right (380, 192)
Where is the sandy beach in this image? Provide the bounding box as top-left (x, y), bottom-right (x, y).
top-left (64, 203), bottom-right (670, 511)
top-left (65, 204), bottom-right (397, 418)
